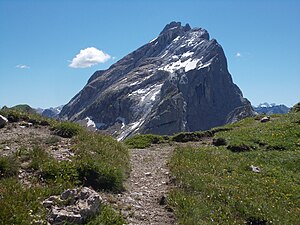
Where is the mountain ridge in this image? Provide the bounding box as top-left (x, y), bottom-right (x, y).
top-left (253, 102), bottom-right (290, 115)
top-left (60, 22), bottom-right (255, 140)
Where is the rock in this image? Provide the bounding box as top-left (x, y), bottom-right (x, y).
top-left (159, 195), bottom-right (167, 205)
top-left (250, 165), bottom-right (261, 173)
top-left (260, 116), bottom-right (270, 123)
top-left (144, 172), bottom-right (152, 176)
top-left (60, 21), bottom-right (255, 139)
top-left (3, 146), bottom-right (10, 151)
top-left (43, 187), bottom-right (102, 225)
top-left (0, 115), bottom-right (8, 128)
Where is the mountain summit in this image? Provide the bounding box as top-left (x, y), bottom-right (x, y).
top-left (60, 22), bottom-right (254, 140)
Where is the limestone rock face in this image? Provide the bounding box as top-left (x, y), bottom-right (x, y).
top-left (43, 187), bottom-right (102, 225)
top-left (60, 22), bottom-right (255, 140)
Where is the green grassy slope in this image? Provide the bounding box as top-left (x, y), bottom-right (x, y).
top-left (169, 109), bottom-right (300, 224)
top-left (0, 108), bottom-right (128, 225)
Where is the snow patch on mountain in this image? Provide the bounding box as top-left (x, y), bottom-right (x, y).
top-left (85, 117), bottom-right (96, 128)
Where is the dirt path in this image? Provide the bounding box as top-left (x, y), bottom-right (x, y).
top-left (104, 144), bottom-right (177, 225)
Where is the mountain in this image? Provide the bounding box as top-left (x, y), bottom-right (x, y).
top-left (9, 104), bottom-right (37, 114)
top-left (60, 21), bottom-right (254, 140)
top-left (36, 106), bottom-right (63, 119)
top-left (253, 103), bottom-right (290, 115)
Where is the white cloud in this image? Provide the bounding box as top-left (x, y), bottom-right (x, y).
top-left (69, 47), bottom-right (111, 68)
top-left (16, 64), bottom-right (30, 69)
top-left (235, 52), bottom-right (242, 57)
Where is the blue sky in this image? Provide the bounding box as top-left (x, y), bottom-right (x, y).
top-left (0, 0), bottom-right (299, 108)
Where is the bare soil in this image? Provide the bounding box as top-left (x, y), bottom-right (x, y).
top-left (102, 144), bottom-right (178, 225)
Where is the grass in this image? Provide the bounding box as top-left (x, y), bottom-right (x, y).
top-left (0, 107), bottom-right (52, 125)
top-left (0, 155), bottom-right (19, 178)
top-left (75, 132), bottom-right (129, 192)
top-left (124, 134), bottom-right (167, 148)
top-left (86, 205), bottom-right (126, 225)
top-left (51, 121), bottom-right (83, 138)
top-left (169, 110), bottom-right (300, 224)
top-left (171, 130), bottom-right (213, 142)
top-left (0, 114), bottom-right (129, 224)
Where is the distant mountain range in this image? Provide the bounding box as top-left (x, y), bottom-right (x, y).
top-left (59, 21), bottom-right (255, 140)
top-left (253, 103), bottom-right (290, 115)
top-left (37, 106), bottom-right (63, 119)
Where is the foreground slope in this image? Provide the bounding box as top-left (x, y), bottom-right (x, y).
top-left (168, 105), bottom-right (300, 224)
top-left (60, 22), bottom-right (254, 140)
top-left (0, 108), bottom-right (128, 224)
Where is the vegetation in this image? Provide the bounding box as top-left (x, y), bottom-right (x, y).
top-left (0, 155), bottom-right (19, 178)
top-left (169, 108), bottom-right (300, 224)
top-left (0, 106), bottom-right (51, 125)
top-left (51, 121), bottom-right (83, 138)
top-left (124, 134), bottom-right (167, 148)
top-left (75, 132), bottom-right (129, 192)
top-left (171, 130), bottom-right (213, 142)
top-left (125, 127), bottom-right (232, 149)
top-left (10, 104), bottom-right (37, 114)
top-left (0, 111), bottom-right (129, 224)
top-left (86, 205), bottom-right (126, 225)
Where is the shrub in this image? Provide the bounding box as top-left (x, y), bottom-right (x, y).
top-left (227, 143), bottom-right (252, 152)
top-left (29, 147), bottom-right (51, 170)
top-left (52, 121), bottom-right (83, 138)
top-left (212, 137), bottom-right (227, 146)
top-left (171, 131), bottom-right (213, 142)
top-left (0, 178), bottom-right (48, 224)
top-left (75, 132), bottom-right (129, 192)
top-left (86, 205), bottom-right (126, 225)
top-left (124, 134), bottom-right (165, 148)
top-left (0, 156), bottom-right (19, 179)
top-left (44, 135), bottom-right (60, 145)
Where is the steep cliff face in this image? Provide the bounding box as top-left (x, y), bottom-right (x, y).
top-left (60, 22), bottom-right (254, 140)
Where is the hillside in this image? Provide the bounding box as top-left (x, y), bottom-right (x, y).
top-left (0, 108), bottom-right (129, 225)
top-left (126, 103), bottom-right (300, 224)
top-left (1, 103), bottom-right (299, 224)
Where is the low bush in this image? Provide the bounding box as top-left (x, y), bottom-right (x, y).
top-left (0, 178), bottom-right (48, 224)
top-left (171, 131), bottom-right (213, 142)
top-left (125, 134), bottom-right (165, 148)
top-left (52, 121), bottom-right (83, 138)
top-left (212, 137), bottom-right (227, 146)
top-left (75, 132), bottom-right (129, 192)
top-left (86, 205), bottom-right (126, 225)
top-left (0, 156), bottom-right (19, 179)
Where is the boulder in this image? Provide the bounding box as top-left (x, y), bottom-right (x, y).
top-left (0, 115), bottom-right (8, 128)
top-left (260, 116), bottom-right (270, 123)
top-left (43, 187), bottom-right (102, 225)
top-left (250, 165), bottom-right (261, 173)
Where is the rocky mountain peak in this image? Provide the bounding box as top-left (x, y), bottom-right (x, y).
top-left (60, 22), bottom-right (255, 140)
top-left (160, 21), bottom-right (191, 34)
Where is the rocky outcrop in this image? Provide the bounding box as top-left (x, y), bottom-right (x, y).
top-left (0, 115), bottom-right (8, 128)
top-left (43, 187), bottom-right (102, 225)
top-left (60, 21), bottom-right (254, 140)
